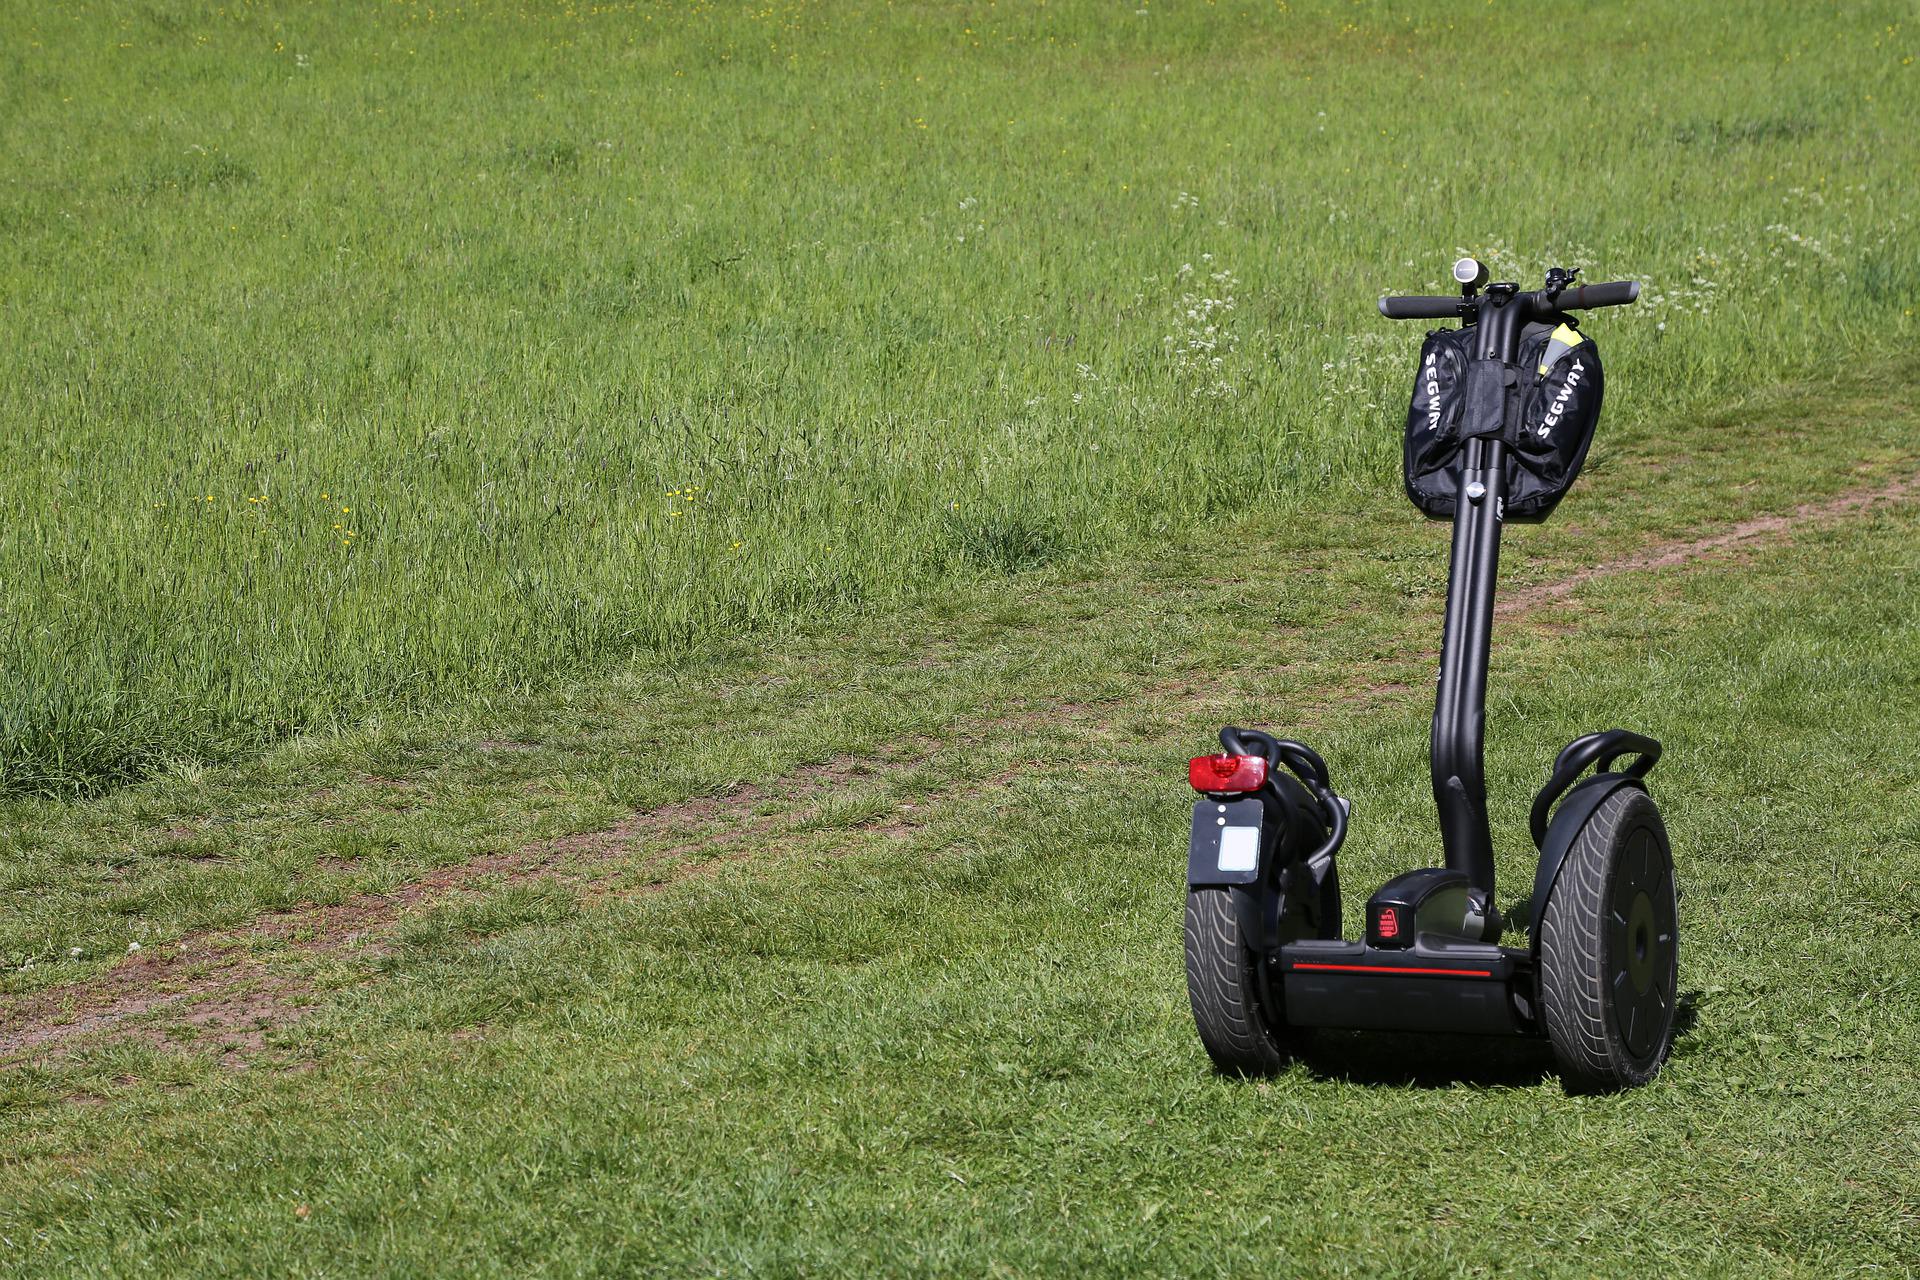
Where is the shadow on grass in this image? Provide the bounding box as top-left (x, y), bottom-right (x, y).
top-left (1286, 990), bottom-right (1703, 1090)
top-left (1295, 1031), bottom-right (1558, 1088)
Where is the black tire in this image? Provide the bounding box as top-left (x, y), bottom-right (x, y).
top-left (1183, 887), bottom-right (1294, 1075)
top-left (1538, 788), bottom-right (1679, 1093)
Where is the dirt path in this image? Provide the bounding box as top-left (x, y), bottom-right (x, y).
top-left (5, 467), bottom-right (1916, 1067)
top-left (1496, 472), bottom-right (1920, 617)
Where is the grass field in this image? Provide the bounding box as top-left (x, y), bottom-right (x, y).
top-left (1, 357), bottom-right (1916, 1275)
top-left (2, 0), bottom-right (1916, 792)
top-left (3, 1), bottom-right (1919, 1275)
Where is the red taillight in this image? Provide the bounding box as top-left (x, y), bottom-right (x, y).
top-left (1188, 754), bottom-right (1268, 794)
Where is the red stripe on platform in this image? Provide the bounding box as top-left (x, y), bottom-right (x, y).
top-left (1289, 963), bottom-right (1495, 978)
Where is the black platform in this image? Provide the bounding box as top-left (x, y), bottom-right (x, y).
top-left (1279, 938), bottom-right (1535, 1037)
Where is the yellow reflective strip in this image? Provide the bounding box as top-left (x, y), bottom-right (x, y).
top-left (1551, 323), bottom-right (1585, 348)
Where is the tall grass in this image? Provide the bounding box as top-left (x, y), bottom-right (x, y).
top-left (1, 0), bottom-right (1914, 792)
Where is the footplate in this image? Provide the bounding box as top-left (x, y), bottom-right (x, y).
top-left (1280, 939), bottom-right (1538, 1036)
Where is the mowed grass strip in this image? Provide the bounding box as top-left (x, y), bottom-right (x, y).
top-left (0, 435), bottom-right (1914, 1276)
top-left (3, 0), bottom-right (1916, 792)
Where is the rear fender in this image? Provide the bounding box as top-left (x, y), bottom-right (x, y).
top-left (1186, 797), bottom-right (1268, 887)
top-left (1186, 765), bottom-right (1322, 889)
top-left (1188, 776), bottom-right (1339, 950)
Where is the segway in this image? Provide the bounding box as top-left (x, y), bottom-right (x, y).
top-left (1182, 260), bottom-right (1678, 1092)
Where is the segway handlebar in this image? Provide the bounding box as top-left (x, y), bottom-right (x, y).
top-left (1547, 280), bottom-right (1640, 310)
top-left (1377, 295), bottom-right (1464, 320)
top-left (1377, 280), bottom-right (1640, 321)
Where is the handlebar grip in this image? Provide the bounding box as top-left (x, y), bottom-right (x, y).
top-left (1548, 280), bottom-right (1639, 310)
top-left (1377, 295), bottom-right (1465, 320)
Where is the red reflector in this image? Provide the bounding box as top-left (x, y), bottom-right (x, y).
top-left (1376, 907), bottom-right (1401, 940)
top-left (1188, 754), bottom-right (1268, 793)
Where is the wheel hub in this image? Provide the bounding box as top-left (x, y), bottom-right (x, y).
top-left (1625, 891), bottom-right (1656, 993)
top-left (1607, 827), bottom-right (1676, 1061)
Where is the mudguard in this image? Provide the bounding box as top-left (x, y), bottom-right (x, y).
top-left (1186, 772), bottom-right (1342, 952)
top-left (1527, 772), bottom-right (1645, 957)
top-left (1186, 797), bottom-right (1267, 887)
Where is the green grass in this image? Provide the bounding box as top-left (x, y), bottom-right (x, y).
top-left (3, 0), bottom-right (1917, 792)
top-left (2, 3), bottom-right (1918, 1273)
top-left (0, 350), bottom-right (1915, 1274)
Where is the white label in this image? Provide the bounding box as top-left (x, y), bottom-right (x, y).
top-left (1217, 826), bottom-right (1260, 873)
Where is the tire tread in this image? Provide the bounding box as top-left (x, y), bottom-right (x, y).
top-left (1183, 888), bottom-right (1288, 1075)
top-left (1538, 789), bottom-right (1676, 1092)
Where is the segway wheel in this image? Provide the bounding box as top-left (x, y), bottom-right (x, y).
top-left (1538, 788), bottom-right (1679, 1093)
top-left (1183, 887), bottom-right (1295, 1075)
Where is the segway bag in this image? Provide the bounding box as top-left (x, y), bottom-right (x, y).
top-left (1403, 321), bottom-right (1603, 522)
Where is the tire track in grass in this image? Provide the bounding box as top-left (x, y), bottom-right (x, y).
top-left (4, 469), bottom-right (1916, 1069)
top-left (1496, 471), bottom-right (1920, 618)
top-left (0, 756), bottom-right (880, 1061)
